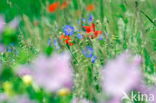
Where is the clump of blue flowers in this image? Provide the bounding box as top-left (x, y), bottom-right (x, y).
top-left (82, 46), bottom-right (94, 58)
top-left (63, 25), bottom-right (75, 36)
top-left (82, 46), bottom-right (97, 63)
top-left (88, 14), bottom-right (94, 23)
top-left (77, 33), bottom-right (83, 39)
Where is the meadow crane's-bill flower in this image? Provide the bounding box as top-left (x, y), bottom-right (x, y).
top-left (16, 52), bottom-right (73, 92)
top-left (72, 98), bottom-right (93, 103)
top-left (8, 17), bottom-right (20, 29)
top-left (135, 83), bottom-right (156, 103)
top-left (31, 52), bottom-right (73, 92)
top-left (101, 51), bottom-right (142, 97)
top-left (0, 16), bottom-right (5, 33)
top-left (0, 44), bottom-right (6, 53)
top-left (0, 94), bottom-right (37, 103)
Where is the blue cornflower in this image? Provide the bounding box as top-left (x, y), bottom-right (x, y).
top-left (88, 14), bottom-right (94, 23)
top-left (82, 46), bottom-right (94, 58)
top-left (91, 56), bottom-right (97, 63)
top-left (53, 39), bottom-right (60, 50)
top-left (77, 34), bottom-right (83, 39)
top-left (63, 25), bottom-right (75, 36)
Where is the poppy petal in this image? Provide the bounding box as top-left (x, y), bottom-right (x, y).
top-left (48, 2), bottom-right (60, 13)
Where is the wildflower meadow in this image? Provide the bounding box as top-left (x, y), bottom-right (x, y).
top-left (0, 0), bottom-right (156, 103)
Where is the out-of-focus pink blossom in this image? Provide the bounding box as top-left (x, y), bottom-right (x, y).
top-left (8, 17), bottom-right (20, 29)
top-left (136, 83), bottom-right (156, 103)
top-left (12, 95), bottom-right (37, 103)
top-left (0, 44), bottom-right (6, 53)
top-left (31, 52), bottom-right (73, 92)
top-left (16, 65), bottom-right (32, 77)
top-left (72, 98), bottom-right (92, 103)
top-left (0, 16), bottom-right (19, 34)
top-left (0, 16), bottom-right (5, 33)
top-left (107, 97), bottom-right (121, 103)
top-left (0, 93), bottom-right (8, 102)
top-left (0, 94), bottom-right (36, 103)
top-left (101, 51), bottom-right (142, 97)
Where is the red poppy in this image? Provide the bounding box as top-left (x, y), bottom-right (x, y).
top-left (86, 4), bottom-right (95, 12)
top-left (48, 2), bottom-right (60, 13)
top-left (83, 23), bottom-right (102, 39)
top-left (60, 34), bottom-right (74, 46)
top-left (60, 1), bottom-right (69, 9)
top-left (83, 23), bottom-right (95, 33)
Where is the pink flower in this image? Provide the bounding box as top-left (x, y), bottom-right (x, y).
top-left (136, 83), bottom-right (156, 103)
top-left (0, 94), bottom-right (36, 103)
top-left (16, 65), bottom-right (32, 77)
top-left (0, 16), bottom-right (20, 34)
top-left (8, 17), bottom-right (20, 29)
top-left (101, 51), bottom-right (142, 97)
top-left (0, 44), bottom-right (6, 53)
top-left (72, 98), bottom-right (92, 103)
top-left (12, 95), bottom-right (37, 103)
top-left (31, 52), bottom-right (73, 92)
top-left (107, 97), bottom-right (121, 103)
top-left (0, 16), bottom-right (5, 33)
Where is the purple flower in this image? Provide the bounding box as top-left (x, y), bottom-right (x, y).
top-left (0, 44), bottom-right (6, 53)
top-left (135, 83), bottom-right (156, 103)
top-left (12, 95), bottom-right (37, 103)
top-left (0, 16), bottom-right (19, 34)
top-left (101, 51), bottom-right (142, 97)
top-left (72, 98), bottom-right (92, 103)
top-left (63, 25), bottom-right (75, 36)
top-left (0, 16), bottom-right (5, 33)
top-left (107, 97), bottom-right (121, 103)
top-left (0, 94), bottom-right (36, 103)
top-left (16, 65), bottom-right (32, 77)
top-left (82, 46), bottom-right (94, 58)
top-left (0, 93), bottom-right (8, 102)
top-left (31, 52), bottom-right (73, 92)
top-left (8, 17), bottom-right (20, 29)
top-left (88, 15), bottom-right (94, 23)
top-left (77, 33), bottom-right (83, 39)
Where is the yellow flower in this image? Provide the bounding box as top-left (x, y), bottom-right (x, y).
top-left (3, 81), bottom-right (14, 96)
top-left (22, 75), bottom-right (32, 85)
top-left (57, 88), bottom-right (71, 96)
